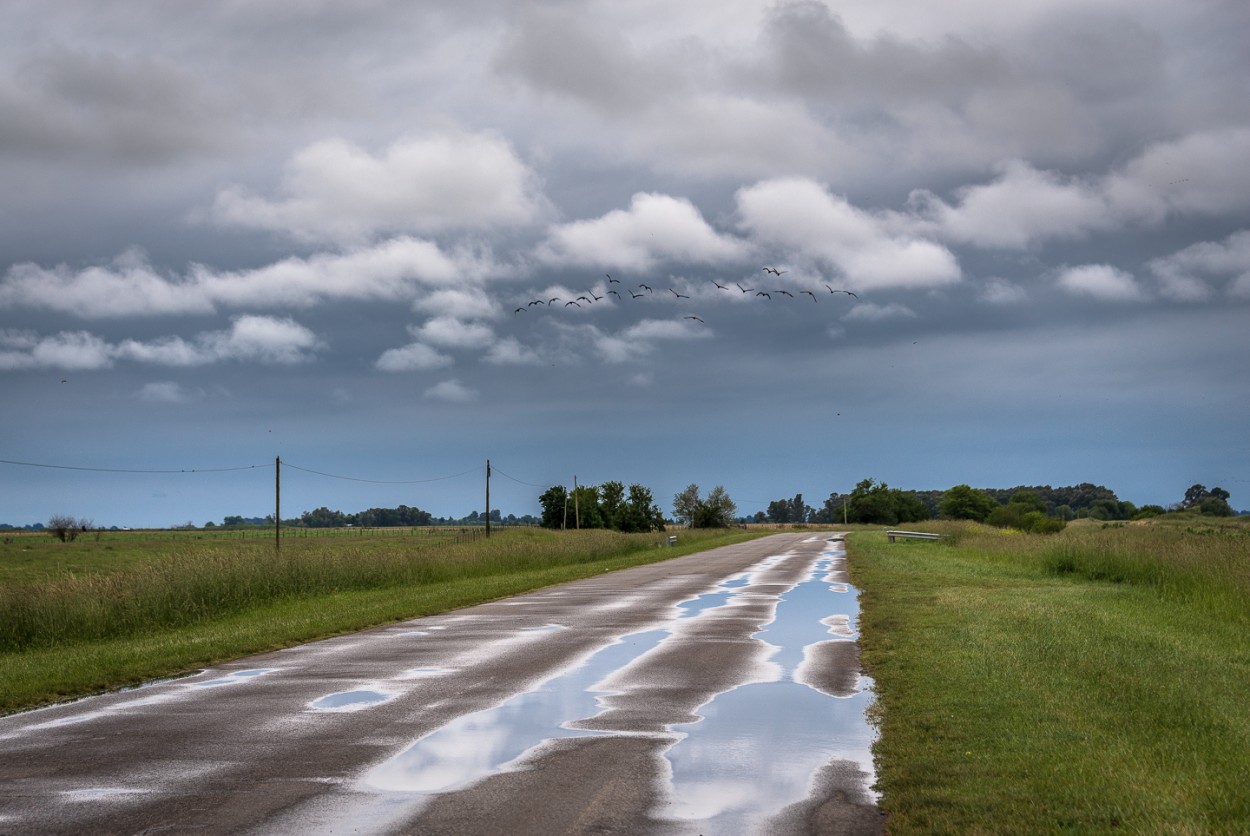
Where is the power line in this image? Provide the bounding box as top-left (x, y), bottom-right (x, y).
top-left (1, 455), bottom-right (558, 492)
top-left (281, 462), bottom-right (481, 485)
top-left (491, 465), bottom-right (551, 489)
top-left (0, 458), bottom-right (271, 474)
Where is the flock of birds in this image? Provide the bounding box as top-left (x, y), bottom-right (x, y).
top-left (513, 268), bottom-right (858, 324)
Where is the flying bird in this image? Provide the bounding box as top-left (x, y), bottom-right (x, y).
top-left (606, 274), bottom-right (619, 283)
top-left (548, 297), bottom-right (561, 305)
top-left (590, 291), bottom-right (603, 301)
top-left (528, 299), bottom-right (544, 306)
top-left (577, 295), bottom-right (592, 304)
top-left (669, 288), bottom-right (690, 299)
top-left (776, 290), bottom-right (794, 297)
top-left (826, 286), bottom-right (859, 298)
top-left (756, 291), bottom-right (772, 299)
top-left (630, 290), bottom-right (644, 299)
top-left (763, 267), bottom-right (788, 276)
top-left (736, 283), bottom-right (754, 293)
top-left (683, 315), bottom-right (705, 323)
top-left (565, 300), bottom-right (581, 308)
top-left (514, 307), bottom-right (526, 314)
top-left (801, 290), bottom-right (817, 302)
top-left (607, 289), bottom-right (621, 299)
top-left (712, 280), bottom-right (728, 289)
top-left (639, 283), bottom-right (653, 293)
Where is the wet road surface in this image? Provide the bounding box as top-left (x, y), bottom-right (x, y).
top-left (0, 532), bottom-right (883, 835)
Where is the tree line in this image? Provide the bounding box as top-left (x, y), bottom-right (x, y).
top-left (222, 506), bottom-right (541, 529)
top-left (749, 479), bottom-right (1240, 531)
top-left (537, 482), bottom-right (667, 532)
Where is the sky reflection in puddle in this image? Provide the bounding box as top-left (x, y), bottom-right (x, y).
top-left (189, 668), bottom-right (275, 688)
top-left (660, 546), bottom-right (877, 832)
top-left (309, 690), bottom-right (395, 712)
top-left (361, 543), bottom-right (876, 831)
top-left (363, 627), bottom-right (671, 793)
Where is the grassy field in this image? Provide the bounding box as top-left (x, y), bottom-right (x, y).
top-left (848, 516), bottom-right (1250, 833)
top-left (0, 526), bottom-right (763, 714)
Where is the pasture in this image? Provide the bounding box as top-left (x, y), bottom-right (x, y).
top-left (849, 515), bottom-right (1250, 832)
top-left (0, 526), bottom-right (763, 714)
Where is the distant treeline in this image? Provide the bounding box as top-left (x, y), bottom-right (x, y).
top-left (751, 480), bottom-right (1241, 527)
top-left (220, 506), bottom-right (540, 529)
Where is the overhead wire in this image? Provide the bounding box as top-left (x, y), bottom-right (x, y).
top-left (0, 458), bottom-right (270, 474)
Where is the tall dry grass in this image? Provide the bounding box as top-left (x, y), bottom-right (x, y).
top-left (896, 518), bottom-right (1250, 623)
top-left (0, 527), bottom-right (674, 652)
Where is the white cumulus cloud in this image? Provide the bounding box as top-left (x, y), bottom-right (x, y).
top-left (424, 378), bottom-right (478, 403)
top-left (908, 161), bottom-right (1113, 249)
top-left (375, 342), bottom-right (454, 372)
top-left (211, 131), bottom-right (547, 244)
top-left (539, 192), bottom-right (748, 270)
top-left (736, 178), bottom-right (961, 291)
top-left (1148, 230), bottom-right (1250, 302)
top-left (1056, 264), bottom-right (1146, 302)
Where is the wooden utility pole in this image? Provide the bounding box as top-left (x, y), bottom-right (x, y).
top-left (275, 456), bottom-right (281, 552)
top-left (485, 459), bottom-right (491, 538)
top-left (573, 475), bottom-right (580, 530)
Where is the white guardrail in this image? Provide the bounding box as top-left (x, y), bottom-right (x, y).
top-left (885, 529), bottom-right (941, 542)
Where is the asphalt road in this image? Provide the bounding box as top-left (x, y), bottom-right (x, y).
top-left (0, 532), bottom-right (883, 835)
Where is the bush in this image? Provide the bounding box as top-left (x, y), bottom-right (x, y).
top-left (47, 515), bottom-right (91, 542)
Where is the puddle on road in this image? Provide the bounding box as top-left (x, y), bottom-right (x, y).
top-left (189, 668), bottom-right (276, 688)
top-left (358, 540), bottom-right (877, 832)
top-left (309, 690), bottom-right (396, 712)
top-left (362, 627), bottom-right (671, 793)
top-left (659, 542), bottom-right (878, 833)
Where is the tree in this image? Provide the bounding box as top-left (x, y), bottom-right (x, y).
top-left (599, 481), bottom-right (626, 530)
top-left (1008, 491), bottom-right (1047, 514)
top-left (1198, 496), bottom-right (1235, 517)
top-left (846, 478), bottom-right (930, 525)
top-left (302, 506), bottom-right (348, 528)
top-left (47, 514), bottom-right (80, 542)
top-left (569, 485), bottom-right (604, 529)
top-left (672, 484), bottom-right (737, 528)
top-left (1182, 484), bottom-right (1208, 509)
top-left (538, 486), bottom-right (569, 529)
top-left (814, 492), bottom-right (848, 524)
top-left (620, 484), bottom-right (665, 532)
top-left (672, 484), bottom-right (702, 527)
top-left (766, 499), bottom-right (790, 523)
top-left (939, 485), bottom-right (998, 522)
top-left (695, 486), bottom-right (737, 528)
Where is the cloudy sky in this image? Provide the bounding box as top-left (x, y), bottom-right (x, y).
top-left (3, 0), bottom-right (1248, 527)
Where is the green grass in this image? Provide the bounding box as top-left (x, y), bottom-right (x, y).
top-left (0, 526), bottom-right (764, 714)
top-left (849, 520), bottom-right (1250, 833)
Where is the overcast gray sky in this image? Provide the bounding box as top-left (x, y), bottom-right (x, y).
top-left (3, 0), bottom-right (1248, 527)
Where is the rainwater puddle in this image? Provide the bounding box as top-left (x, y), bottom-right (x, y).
top-left (358, 544), bottom-right (876, 832)
top-left (658, 543), bottom-right (877, 833)
top-left (309, 690), bottom-right (395, 712)
top-left (362, 627), bottom-right (671, 793)
top-left (360, 582), bottom-right (738, 795)
top-left (189, 668), bottom-right (275, 688)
